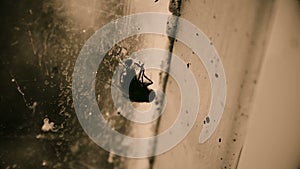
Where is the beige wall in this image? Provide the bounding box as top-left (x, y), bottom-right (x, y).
top-left (238, 0), bottom-right (300, 168)
top-left (120, 0), bottom-right (299, 168)
top-left (154, 0), bottom-right (275, 169)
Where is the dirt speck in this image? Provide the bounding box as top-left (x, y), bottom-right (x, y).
top-left (205, 116), bottom-right (210, 123)
top-left (215, 73), bottom-right (219, 78)
top-left (187, 63), bottom-right (191, 68)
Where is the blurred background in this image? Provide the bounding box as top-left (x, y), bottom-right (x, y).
top-left (0, 0), bottom-right (299, 169)
top-left (239, 0), bottom-right (300, 168)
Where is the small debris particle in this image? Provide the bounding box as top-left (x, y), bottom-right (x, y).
top-left (14, 27), bottom-right (20, 31)
top-left (30, 101), bottom-right (38, 113)
top-left (154, 0), bottom-right (159, 2)
top-left (196, 33), bottom-right (199, 36)
top-left (215, 73), bottom-right (219, 78)
top-left (108, 152), bottom-right (115, 163)
top-left (205, 116), bottom-right (210, 123)
top-left (218, 138), bottom-right (222, 142)
top-left (213, 15), bottom-right (216, 19)
top-left (42, 160), bottom-right (47, 166)
top-left (41, 118), bottom-right (54, 132)
top-left (35, 134), bottom-right (45, 139)
top-left (11, 164), bottom-right (17, 168)
top-left (187, 63), bottom-right (191, 68)
top-left (44, 80), bottom-right (49, 86)
top-left (233, 138), bottom-right (236, 142)
top-left (10, 41), bottom-right (19, 46)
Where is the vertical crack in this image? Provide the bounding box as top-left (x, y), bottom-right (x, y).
top-left (149, 1), bottom-right (182, 168)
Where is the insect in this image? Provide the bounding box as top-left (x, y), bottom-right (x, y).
top-left (120, 59), bottom-right (155, 102)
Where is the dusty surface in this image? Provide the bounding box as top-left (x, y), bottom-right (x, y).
top-left (0, 0), bottom-right (128, 168)
top-left (2, 0), bottom-right (299, 169)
